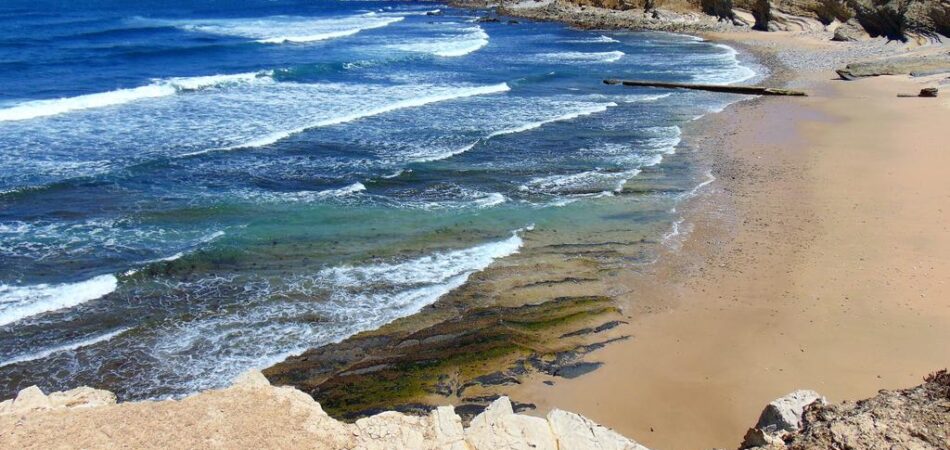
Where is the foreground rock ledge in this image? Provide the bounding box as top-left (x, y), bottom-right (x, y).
top-left (2, 370), bottom-right (947, 449)
top-left (0, 370), bottom-right (648, 450)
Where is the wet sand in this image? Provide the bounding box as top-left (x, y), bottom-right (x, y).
top-left (505, 34), bottom-right (950, 449)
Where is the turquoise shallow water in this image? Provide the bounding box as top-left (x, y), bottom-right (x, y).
top-left (0, 0), bottom-right (754, 399)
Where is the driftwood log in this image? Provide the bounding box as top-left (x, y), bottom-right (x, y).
top-left (604, 79), bottom-right (807, 96)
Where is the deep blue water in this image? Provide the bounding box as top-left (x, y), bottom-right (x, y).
top-left (0, 0), bottom-right (754, 399)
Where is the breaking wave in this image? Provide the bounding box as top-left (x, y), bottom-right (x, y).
top-left (0, 71), bottom-right (271, 122)
top-left (539, 50), bottom-right (625, 63)
top-left (141, 13), bottom-right (405, 44)
top-left (0, 327), bottom-right (130, 368)
top-left (0, 274), bottom-right (118, 327)
top-left (390, 25), bottom-right (488, 57)
top-left (218, 82), bottom-right (511, 151)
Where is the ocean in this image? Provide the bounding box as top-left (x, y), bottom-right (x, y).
top-left (0, 0), bottom-right (755, 400)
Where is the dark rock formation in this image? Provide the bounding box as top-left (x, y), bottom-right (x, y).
top-left (815, 0), bottom-right (854, 23)
top-left (703, 0), bottom-right (738, 20)
top-left (750, 0), bottom-right (774, 30)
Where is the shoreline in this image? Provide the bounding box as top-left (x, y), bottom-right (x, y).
top-left (3, 3), bottom-right (949, 448)
top-left (502, 29), bottom-right (950, 449)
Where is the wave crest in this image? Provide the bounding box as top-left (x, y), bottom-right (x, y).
top-left (0, 274), bottom-right (118, 327)
top-left (0, 71), bottom-right (271, 122)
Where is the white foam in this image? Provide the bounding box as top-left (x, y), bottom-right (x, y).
top-left (235, 182), bottom-right (366, 204)
top-left (488, 102), bottom-right (616, 138)
top-left (0, 85), bottom-right (174, 122)
top-left (521, 168), bottom-right (642, 195)
top-left (563, 35), bottom-right (620, 44)
top-left (156, 13), bottom-right (404, 44)
top-left (0, 327), bottom-right (130, 368)
top-left (390, 25), bottom-right (489, 57)
top-left (410, 141), bottom-right (479, 163)
top-left (0, 274), bottom-right (118, 327)
top-left (222, 82), bottom-right (511, 150)
top-left (540, 50), bottom-right (625, 63)
top-left (0, 71), bottom-right (270, 122)
top-left (689, 43), bottom-right (757, 84)
top-left (318, 182), bottom-right (366, 198)
top-left (679, 170), bottom-right (716, 200)
top-left (162, 72), bottom-right (273, 91)
top-left (398, 101), bottom-right (619, 167)
top-left (318, 230), bottom-right (524, 288)
top-left (472, 192), bottom-right (507, 208)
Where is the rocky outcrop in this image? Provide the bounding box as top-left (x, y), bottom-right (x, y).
top-left (832, 17), bottom-right (869, 39)
top-left (496, 0), bottom-right (949, 39)
top-left (3, 369), bottom-right (948, 448)
top-left (0, 385), bottom-right (116, 415)
top-left (703, 0), bottom-right (738, 20)
top-left (742, 370), bottom-right (950, 450)
top-left (265, 295), bottom-right (627, 421)
top-left (496, 0), bottom-right (736, 33)
top-left (0, 371), bottom-right (651, 450)
top-left (740, 390), bottom-right (826, 448)
top-left (836, 52), bottom-right (950, 78)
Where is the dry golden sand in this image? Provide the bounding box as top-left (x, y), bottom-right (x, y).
top-left (506, 36), bottom-right (950, 449)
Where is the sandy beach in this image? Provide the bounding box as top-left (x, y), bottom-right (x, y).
top-left (505, 32), bottom-right (950, 449)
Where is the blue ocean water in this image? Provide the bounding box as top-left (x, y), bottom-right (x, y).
top-left (0, 0), bottom-right (754, 399)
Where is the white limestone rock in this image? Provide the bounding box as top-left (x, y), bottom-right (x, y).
top-left (9, 385), bottom-right (52, 414)
top-left (547, 409), bottom-right (650, 450)
top-left (466, 397), bottom-right (558, 450)
top-left (231, 369), bottom-right (272, 390)
top-left (756, 389), bottom-right (826, 432)
top-left (353, 411), bottom-right (431, 450)
top-left (48, 386), bottom-right (116, 409)
top-left (430, 405), bottom-right (468, 450)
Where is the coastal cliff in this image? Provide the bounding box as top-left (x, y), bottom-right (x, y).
top-left (464, 0), bottom-right (950, 40)
top-left (2, 370), bottom-right (946, 448)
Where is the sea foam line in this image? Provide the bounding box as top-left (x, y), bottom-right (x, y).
top-left (0, 71), bottom-right (271, 122)
top-left (488, 102), bottom-right (617, 139)
top-left (407, 102), bottom-right (617, 165)
top-left (149, 12), bottom-right (406, 44)
top-left (200, 82), bottom-right (511, 154)
top-left (0, 327), bottom-right (130, 368)
top-left (318, 226), bottom-right (531, 288)
top-left (540, 50), bottom-right (625, 63)
top-left (0, 274), bottom-right (118, 327)
top-left (390, 25), bottom-right (489, 57)
top-left (256, 16), bottom-right (404, 44)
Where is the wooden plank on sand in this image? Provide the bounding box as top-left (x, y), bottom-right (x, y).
top-left (603, 79), bottom-right (807, 96)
